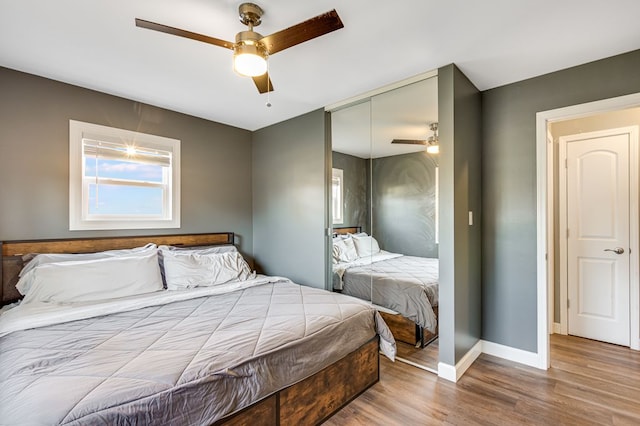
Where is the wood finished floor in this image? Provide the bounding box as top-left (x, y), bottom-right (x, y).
top-left (396, 338), bottom-right (439, 372)
top-left (324, 334), bottom-right (640, 425)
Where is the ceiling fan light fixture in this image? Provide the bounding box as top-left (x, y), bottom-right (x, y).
top-left (233, 43), bottom-right (267, 77)
top-left (426, 122), bottom-right (439, 154)
top-left (426, 144), bottom-right (439, 154)
top-left (233, 30), bottom-right (267, 77)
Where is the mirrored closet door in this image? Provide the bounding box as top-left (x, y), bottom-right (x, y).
top-left (328, 75), bottom-right (440, 372)
top-left (330, 100), bottom-right (373, 303)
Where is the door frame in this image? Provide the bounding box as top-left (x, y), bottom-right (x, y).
top-left (536, 92), bottom-right (640, 369)
top-left (558, 126), bottom-right (639, 340)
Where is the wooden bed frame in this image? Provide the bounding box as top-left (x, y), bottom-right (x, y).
top-left (332, 226), bottom-right (362, 236)
top-left (0, 232), bottom-right (379, 425)
top-left (379, 308), bottom-right (438, 348)
top-left (331, 226), bottom-right (438, 349)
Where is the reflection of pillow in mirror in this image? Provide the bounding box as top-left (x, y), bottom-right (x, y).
top-left (350, 232), bottom-right (368, 238)
top-left (333, 238), bottom-right (358, 262)
top-left (353, 235), bottom-right (381, 258)
top-left (331, 243), bottom-right (341, 262)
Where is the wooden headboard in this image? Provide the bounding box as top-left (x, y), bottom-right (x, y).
top-left (332, 226), bottom-right (362, 236)
top-left (0, 232), bottom-right (234, 305)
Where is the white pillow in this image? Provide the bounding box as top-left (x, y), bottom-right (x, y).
top-left (350, 232), bottom-right (369, 238)
top-left (20, 252), bottom-right (163, 304)
top-left (16, 244), bottom-right (158, 296)
top-left (20, 243), bottom-right (157, 277)
top-left (332, 237), bottom-right (358, 263)
top-left (157, 244), bottom-right (239, 288)
top-left (161, 250), bottom-right (255, 290)
top-left (158, 244), bottom-right (237, 254)
top-left (353, 235), bottom-right (381, 258)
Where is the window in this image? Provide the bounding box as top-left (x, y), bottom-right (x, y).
top-left (69, 120), bottom-right (180, 230)
top-left (332, 168), bottom-right (344, 225)
top-left (435, 166), bottom-right (439, 244)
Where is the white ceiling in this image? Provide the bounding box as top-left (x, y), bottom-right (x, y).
top-left (332, 76), bottom-right (439, 159)
top-left (1, 1), bottom-right (639, 131)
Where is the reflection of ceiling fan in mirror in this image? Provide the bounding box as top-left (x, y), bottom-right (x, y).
top-left (135, 3), bottom-right (343, 94)
top-left (391, 122), bottom-right (439, 154)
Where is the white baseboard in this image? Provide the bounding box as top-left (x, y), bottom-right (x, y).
top-left (481, 340), bottom-right (542, 369)
top-left (553, 322), bottom-right (562, 334)
top-left (438, 340), bottom-right (546, 383)
top-left (438, 340), bottom-right (482, 382)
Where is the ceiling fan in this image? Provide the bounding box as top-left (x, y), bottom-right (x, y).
top-left (391, 122), bottom-right (439, 154)
top-left (135, 3), bottom-right (344, 94)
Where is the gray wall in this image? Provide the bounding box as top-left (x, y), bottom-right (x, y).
top-left (252, 109), bottom-right (327, 288)
top-left (0, 67), bottom-right (254, 256)
top-left (482, 49), bottom-right (640, 352)
top-left (332, 151), bottom-right (370, 234)
top-left (371, 152), bottom-right (438, 257)
top-left (438, 64), bottom-right (483, 366)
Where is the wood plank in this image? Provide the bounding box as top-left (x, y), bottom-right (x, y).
top-left (378, 309), bottom-right (438, 348)
top-left (1, 256), bottom-right (22, 303)
top-left (395, 338), bottom-right (438, 371)
top-left (325, 334), bottom-right (640, 425)
top-left (215, 338), bottom-right (380, 425)
top-left (279, 337), bottom-right (379, 425)
top-left (2, 232), bottom-right (234, 256)
top-left (332, 226), bottom-right (361, 236)
top-left (378, 311), bottom-right (417, 346)
top-left (214, 395), bottom-right (277, 426)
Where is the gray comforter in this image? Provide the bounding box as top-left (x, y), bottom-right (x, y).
top-left (0, 278), bottom-right (395, 425)
top-left (339, 255), bottom-right (438, 332)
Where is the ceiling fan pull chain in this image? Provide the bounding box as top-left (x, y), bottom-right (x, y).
top-left (266, 54), bottom-right (272, 108)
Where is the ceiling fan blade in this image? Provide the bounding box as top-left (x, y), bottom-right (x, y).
top-left (391, 139), bottom-right (428, 145)
top-left (135, 18), bottom-right (234, 50)
top-left (260, 9), bottom-right (343, 55)
top-left (252, 73), bottom-right (274, 94)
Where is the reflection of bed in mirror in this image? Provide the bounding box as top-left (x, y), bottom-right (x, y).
top-left (332, 227), bottom-right (438, 348)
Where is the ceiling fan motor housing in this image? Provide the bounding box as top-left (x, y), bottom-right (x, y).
top-left (239, 3), bottom-right (264, 28)
top-left (234, 30), bottom-right (267, 58)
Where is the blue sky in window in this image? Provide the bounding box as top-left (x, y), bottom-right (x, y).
top-left (88, 184), bottom-right (163, 215)
top-left (85, 158), bottom-right (164, 215)
top-left (85, 158), bottom-right (163, 182)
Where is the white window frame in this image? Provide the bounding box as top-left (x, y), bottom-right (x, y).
top-left (69, 120), bottom-right (181, 230)
top-left (435, 166), bottom-right (439, 244)
top-left (332, 168), bottom-right (344, 225)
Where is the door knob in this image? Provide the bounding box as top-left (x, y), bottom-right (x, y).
top-left (604, 247), bottom-right (625, 255)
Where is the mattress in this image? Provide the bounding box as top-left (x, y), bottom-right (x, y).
top-left (0, 277), bottom-right (395, 425)
top-left (336, 254), bottom-right (438, 332)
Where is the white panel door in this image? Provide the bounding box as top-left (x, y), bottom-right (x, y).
top-left (566, 130), bottom-right (630, 346)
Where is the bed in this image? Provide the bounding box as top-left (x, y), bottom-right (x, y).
top-left (332, 227), bottom-right (438, 348)
top-left (0, 233), bottom-right (395, 425)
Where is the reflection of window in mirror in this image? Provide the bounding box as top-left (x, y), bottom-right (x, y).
top-left (435, 166), bottom-right (439, 244)
top-left (332, 168), bottom-right (344, 224)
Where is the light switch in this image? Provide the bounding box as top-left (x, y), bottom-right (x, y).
top-left (469, 211), bottom-right (473, 226)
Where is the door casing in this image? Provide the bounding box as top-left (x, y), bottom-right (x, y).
top-left (536, 92), bottom-right (640, 370)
